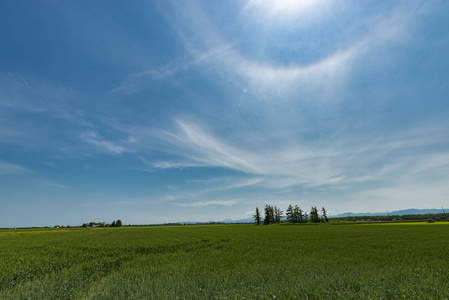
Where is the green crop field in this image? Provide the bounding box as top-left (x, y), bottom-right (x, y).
top-left (1, 223), bottom-right (448, 299)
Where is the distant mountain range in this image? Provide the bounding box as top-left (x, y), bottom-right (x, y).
top-left (330, 208), bottom-right (447, 218)
top-left (202, 208), bottom-right (447, 224)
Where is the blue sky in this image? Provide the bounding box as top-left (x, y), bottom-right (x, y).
top-left (1, 0), bottom-right (448, 227)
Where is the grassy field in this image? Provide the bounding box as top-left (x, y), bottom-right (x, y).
top-left (1, 223), bottom-right (448, 299)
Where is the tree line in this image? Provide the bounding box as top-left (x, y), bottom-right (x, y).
top-left (253, 205), bottom-right (328, 225)
top-left (81, 220), bottom-right (122, 227)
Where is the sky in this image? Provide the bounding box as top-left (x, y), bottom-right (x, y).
top-left (1, 0), bottom-right (448, 227)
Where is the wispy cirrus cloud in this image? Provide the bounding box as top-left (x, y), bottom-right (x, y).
top-left (174, 200), bottom-right (238, 207)
top-left (0, 73), bottom-right (100, 153)
top-left (160, 120), bottom-right (266, 174)
top-left (150, 118), bottom-right (449, 194)
top-left (115, 0), bottom-right (421, 105)
top-left (138, 155), bottom-right (206, 172)
top-left (0, 160), bottom-right (32, 175)
top-left (80, 132), bottom-right (126, 155)
top-left (191, 177), bottom-right (265, 192)
top-left (150, 118), bottom-right (343, 188)
top-left (113, 62), bottom-right (185, 95)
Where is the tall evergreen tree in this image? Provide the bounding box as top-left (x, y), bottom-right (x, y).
top-left (310, 207), bottom-right (320, 223)
top-left (274, 206), bottom-right (283, 223)
top-left (253, 207), bottom-right (261, 225)
top-left (286, 205), bottom-right (294, 223)
top-left (294, 205), bottom-right (303, 223)
top-left (321, 207), bottom-right (329, 223)
top-left (264, 205), bottom-right (274, 225)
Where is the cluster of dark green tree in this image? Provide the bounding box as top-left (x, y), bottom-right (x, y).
top-left (110, 220), bottom-right (122, 227)
top-left (81, 220), bottom-right (122, 227)
top-left (257, 205), bottom-right (283, 225)
top-left (253, 205), bottom-right (328, 225)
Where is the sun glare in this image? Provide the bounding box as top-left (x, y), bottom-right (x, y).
top-left (272, 0), bottom-right (319, 13)
top-left (246, 0), bottom-right (324, 16)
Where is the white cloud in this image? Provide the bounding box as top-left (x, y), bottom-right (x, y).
top-left (174, 200), bottom-right (238, 207)
top-left (80, 132), bottom-right (125, 155)
top-left (186, 176), bottom-right (264, 192)
top-left (0, 160), bottom-right (32, 175)
top-left (150, 118), bottom-right (449, 195)
top-left (150, 119), bottom-right (347, 190)
top-left (137, 156), bottom-right (205, 172)
top-left (113, 62), bottom-right (185, 95)
top-left (161, 120), bottom-right (266, 174)
top-left (212, 177), bottom-right (264, 191)
top-left (153, 161), bottom-right (200, 170)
